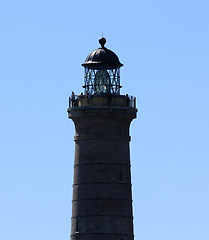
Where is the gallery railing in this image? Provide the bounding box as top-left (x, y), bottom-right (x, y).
top-left (69, 94), bottom-right (136, 109)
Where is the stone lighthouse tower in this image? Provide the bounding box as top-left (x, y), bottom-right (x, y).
top-left (67, 38), bottom-right (137, 240)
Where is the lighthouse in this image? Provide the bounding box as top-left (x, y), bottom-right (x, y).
top-left (67, 38), bottom-right (137, 240)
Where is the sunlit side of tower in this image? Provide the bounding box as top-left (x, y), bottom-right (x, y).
top-left (67, 38), bottom-right (137, 240)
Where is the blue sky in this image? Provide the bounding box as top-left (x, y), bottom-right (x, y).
top-left (0, 1), bottom-right (209, 239)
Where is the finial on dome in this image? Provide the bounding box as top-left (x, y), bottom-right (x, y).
top-left (99, 37), bottom-right (106, 48)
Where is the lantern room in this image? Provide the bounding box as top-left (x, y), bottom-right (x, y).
top-left (68, 38), bottom-right (136, 109)
top-left (82, 37), bottom-right (123, 95)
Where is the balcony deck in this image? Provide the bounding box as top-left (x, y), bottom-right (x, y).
top-left (69, 94), bottom-right (136, 109)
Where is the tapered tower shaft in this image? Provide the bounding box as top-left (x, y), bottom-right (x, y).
top-left (68, 105), bottom-right (136, 240)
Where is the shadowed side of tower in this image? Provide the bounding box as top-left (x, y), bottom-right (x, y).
top-left (67, 38), bottom-right (137, 240)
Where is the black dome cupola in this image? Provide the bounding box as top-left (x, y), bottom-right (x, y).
top-left (82, 37), bottom-right (123, 68)
top-left (82, 38), bottom-right (123, 95)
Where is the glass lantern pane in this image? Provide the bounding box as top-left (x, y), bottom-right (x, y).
top-left (95, 69), bottom-right (111, 93)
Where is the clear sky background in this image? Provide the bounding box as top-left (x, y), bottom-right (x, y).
top-left (0, 0), bottom-right (209, 239)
